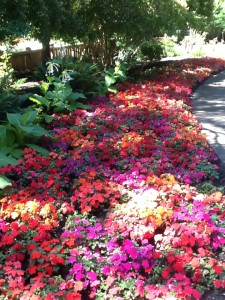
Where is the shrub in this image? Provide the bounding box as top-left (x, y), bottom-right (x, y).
top-left (140, 40), bottom-right (165, 61)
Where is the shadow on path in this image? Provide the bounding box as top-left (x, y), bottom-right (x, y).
top-left (192, 71), bottom-right (225, 180)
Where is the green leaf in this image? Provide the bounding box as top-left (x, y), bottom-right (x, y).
top-left (26, 144), bottom-right (49, 157)
top-left (70, 92), bottom-right (87, 100)
top-left (7, 113), bottom-right (22, 126)
top-left (0, 146), bottom-right (14, 155)
top-left (42, 113), bottom-right (54, 123)
top-left (21, 111), bottom-right (37, 125)
top-left (29, 95), bottom-right (50, 108)
top-left (46, 91), bottom-right (55, 100)
top-left (11, 148), bottom-right (23, 158)
top-left (70, 102), bottom-right (92, 110)
top-left (105, 74), bottom-right (116, 87)
top-left (54, 102), bottom-right (67, 112)
top-left (4, 129), bottom-right (16, 147)
top-left (41, 82), bottom-right (49, 92)
top-left (0, 175), bottom-right (12, 189)
top-left (18, 125), bottom-right (51, 137)
top-left (107, 86), bottom-right (118, 93)
top-left (0, 126), bottom-right (6, 140)
top-left (0, 152), bottom-right (18, 167)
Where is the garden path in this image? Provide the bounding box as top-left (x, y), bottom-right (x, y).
top-left (191, 70), bottom-right (225, 168)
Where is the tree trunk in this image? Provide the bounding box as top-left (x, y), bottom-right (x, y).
top-left (41, 40), bottom-right (51, 64)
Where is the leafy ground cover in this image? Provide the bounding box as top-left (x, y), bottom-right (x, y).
top-left (1, 58), bottom-right (225, 299)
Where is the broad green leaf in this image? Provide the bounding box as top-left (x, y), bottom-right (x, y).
top-left (18, 92), bottom-right (33, 102)
top-left (17, 125), bottom-right (34, 135)
top-left (21, 111), bottom-right (37, 125)
top-left (54, 102), bottom-right (66, 112)
top-left (0, 175), bottom-right (12, 189)
top-left (46, 91), bottom-right (55, 100)
top-left (0, 126), bottom-right (6, 140)
top-left (70, 92), bottom-right (86, 100)
top-left (42, 113), bottom-right (54, 123)
top-left (105, 74), bottom-right (116, 87)
top-left (7, 113), bottom-right (22, 126)
top-left (0, 146), bottom-right (14, 155)
top-left (41, 82), bottom-right (49, 92)
top-left (26, 144), bottom-right (49, 157)
top-left (18, 125), bottom-right (51, 137)
top-left (108, 86), bottom-right (118, 94)
top-left (0, 152), bottom-right (18, 167)
top-left (4, 130), bottom-right (16, 147)
top-left (29, 95), bottom-right (50, 107)
top-left (11, 148), bottom-right (23, 158)
top-left (70, 102), bottom-right (92, 110)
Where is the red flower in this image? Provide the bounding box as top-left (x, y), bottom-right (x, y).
top-left (173, 262), bottom-right (184, 273)
top-left (1, 235), bottom-right (14, 245)
top-left (31, 251), bottom-right (41, 260)
top-left (66, 293), bottom-right (81, 300)
top-left (28, 265), bottom-right (37, 275)
top-left (161, 269), bottom-right (170, 279)
top-left (214, 279), bottom-right (221, 289)
top-left (153, 251), bottom-right (161, 259)
top-left (214, 265), bottom-right (223, 275)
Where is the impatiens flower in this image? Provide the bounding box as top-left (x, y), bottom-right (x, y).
top-left (1, 58), bottom-right (225, 298)
top-left (214, 265), bottom-right (223, 275)
top-left (214, 279), bottom-right (221, 289)
top-left (65, 293), bottom-right (81, 300)
top-left (31, 251), bottom-right (41, 260)
top-left (162, 269), bottom-right (170, 279)
top-left (87, 271), bottom-right (98, 281)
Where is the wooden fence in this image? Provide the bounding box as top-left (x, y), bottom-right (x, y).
top-left (8, 45), bottom-right (86, 72)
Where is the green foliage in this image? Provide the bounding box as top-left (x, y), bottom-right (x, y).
top-left (0, 0), bottom-right (216, 66)
top-left (197, 181), bottom-right (224, 194)
top-left (186, 0), bottom-right (213, 18)
top-left (75, 0), bottom-right (187, 65)
top-left (29, 64), bottom-right (91, 114)
top-left (0, 52), bottom-right (27, 120)
top-left (0, 51), bottom-right (13, 78)
top-left (64, 61), bottom-right (101, 97)
top-left (140, 40), bottom-right (165, 61)
top-left (207, 0), bottom-right (225, 40)
top-left (0, 110), bottom-right (50, 164)
top-left (99, 61), bottom-right (127, 94)
top-left (161, 35), bottom-right (181, 57)
top-left (0, 0), bottom-right (28, 42)
top-left (0, 81), bottom-right (21, 120)
top-left (30, 62), bottom-right (91, 114)
top-left (0, 52), bottom-right (22, 120)
top-left (0, 175), bottom-right (12, 189)
top-left (30, 59), bottom-right (127, 113)
top-left (30, 79), bottom-right (89, 113)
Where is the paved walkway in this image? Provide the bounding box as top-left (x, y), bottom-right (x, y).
top-left (191, 71), bottom-right (225, 164)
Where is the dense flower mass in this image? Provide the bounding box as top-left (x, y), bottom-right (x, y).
top-left (1, 58), bottom-right (225, 299)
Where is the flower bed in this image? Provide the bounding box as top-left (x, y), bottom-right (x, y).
top-left (1, 58), bottom-right (225, 299)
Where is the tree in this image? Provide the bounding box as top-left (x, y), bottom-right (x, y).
top-left (71, 0), bottom-right (211, 65)
top-left (0, 0), bottom-right (28, 44)
top-left (0, 0), bottom-right (215, 66)
top-left (0, 0), bottom-right (80, 62)
top-left (25, 0), bottom-right (80, 62)
top-left (208, 0), bottom-right (225, 40)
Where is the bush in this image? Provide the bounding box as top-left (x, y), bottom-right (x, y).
top-left (161, 35), bottom-right (182, 57)
top-left (140, 40), bottom-right (165, 61)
